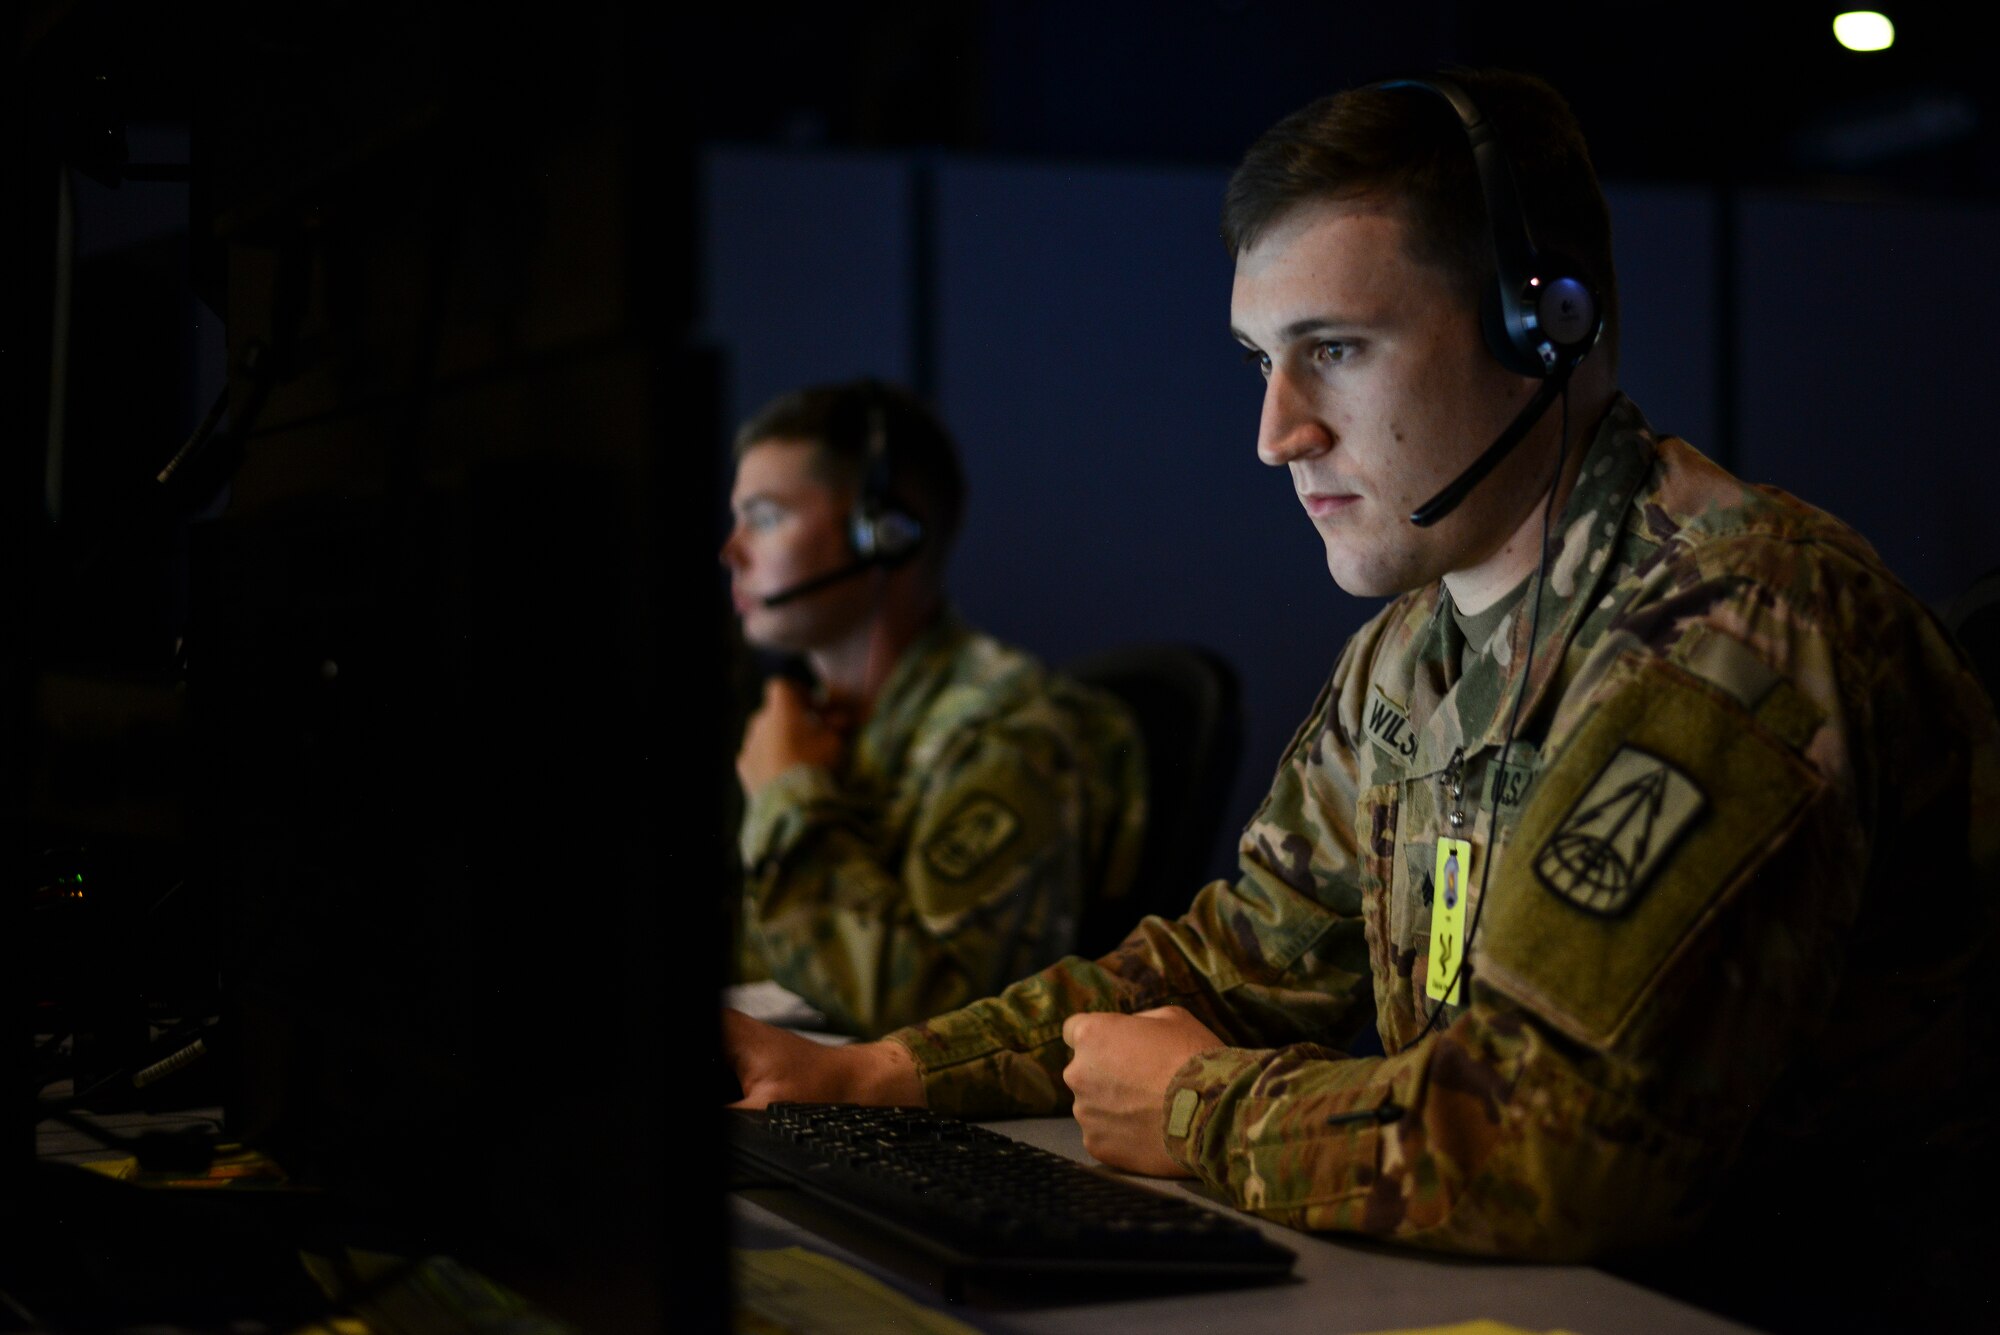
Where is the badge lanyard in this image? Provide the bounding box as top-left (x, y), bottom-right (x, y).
top-left (1426, 747), bottom-right (1472, 1005)
top-left (1411, 387), bottom-right (1572, 1042)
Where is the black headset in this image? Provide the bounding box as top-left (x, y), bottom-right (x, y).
top-left (1377, 77), bottom-right (1606, 527)
top-left (758, 381), bottom-right (924, 608)
top-left (847, 383), bottom-right (925, 566)
top-left (1382, 77), bottom-right (1603, 376)
top-left (1393, 76), bottom-right (1599, 1046)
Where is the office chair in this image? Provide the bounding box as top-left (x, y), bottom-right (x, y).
top-left (1946, 565), bottom-right (2000, 708)
top-left (1063, 643), bottom-right (1243, 957)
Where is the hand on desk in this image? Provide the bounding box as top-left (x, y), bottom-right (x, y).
top-left (737, 678), bottom-right (855, 798)
top-left (1062, 1006), bottom-right (1222, 1178)
top-left (725, 1002), bottom-right (1223, 1179)
top-left (723, 1008), bottom-right (924, 1108)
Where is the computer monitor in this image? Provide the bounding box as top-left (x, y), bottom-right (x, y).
top-left (12, 6), bottom-right (725, 1329)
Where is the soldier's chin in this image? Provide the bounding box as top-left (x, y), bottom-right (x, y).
top-left (739, 612), bottom-right (811, 656)
top-left (1323, 536), bottom-right (1444, 600)
top-left (1324, 553), bottom-right (1404, 600)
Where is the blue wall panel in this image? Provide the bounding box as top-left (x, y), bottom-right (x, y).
top-left (1605, 184), bottom-right (1717, 455)
top-left (934, 159), bottom-right (1368, 888)
top-left (700, 145), bottom-right (2000, 903)
top-left (699, 148), bottom-right (914, 434)
top-left (1736, 195), bottom-right (2000, 607)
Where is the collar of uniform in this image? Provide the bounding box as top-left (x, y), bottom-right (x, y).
top-left (849, 608), bottom-right (971, 783)
top-left (1398, 394), bottom-right (1661, 779)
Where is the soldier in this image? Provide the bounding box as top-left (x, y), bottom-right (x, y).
top-left (724, 379), bottom-right (1147, 1039)
top-left (725, 74), bottom-right (1998, 1327)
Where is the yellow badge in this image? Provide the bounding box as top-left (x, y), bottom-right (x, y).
top-left (923, 794), bottom-right (1021, 881)
top-left (1535, 746), bottom-right (1704, 917)
top-left (1425, 837), bottom-right (1472, 1004)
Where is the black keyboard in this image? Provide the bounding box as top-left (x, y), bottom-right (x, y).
top-left (729, 1103), bottom-right (1296, 1286)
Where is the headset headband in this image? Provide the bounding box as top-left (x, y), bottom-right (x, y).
top-left (1374, 77), bottom-right (1602, 378)
top-left (848, 381), bottom-right (922, 565)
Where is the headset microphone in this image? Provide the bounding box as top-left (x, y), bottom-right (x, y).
top-left (760, 555), bottom-right (882, 608)
top-left (1374, 77), bottom-right (1604, 529)
top-left (1409, 358), bottom-right (1577, 528)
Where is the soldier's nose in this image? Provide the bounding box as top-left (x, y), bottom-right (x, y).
top-left (1256, 370), bottom-right (1333, 467)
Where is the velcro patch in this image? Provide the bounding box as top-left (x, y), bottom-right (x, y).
top-left (1476, 654), bottom-right (1822, 1049)
top-left (1671, 623), bottom-right (1778, 711)
top-left (1363, 685), bottom-right (1419, 764)
top-left (923, 794), bottom-right (1021, 881)
top-left (1535, 747), bottom-right (1704, 916)
top-left (1486, 742), bottom-right (1539, 810)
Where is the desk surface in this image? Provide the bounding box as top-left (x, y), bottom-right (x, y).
top-left (732, 1114), bottom-right (1760, 1335)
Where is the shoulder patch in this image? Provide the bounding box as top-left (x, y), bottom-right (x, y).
top-left (1476, 654), bottom-right (1824, 1049)
top-left (1535, 747), bottom-right (1704, 916)
top-left (924, 793), bottom-right (1022, 881)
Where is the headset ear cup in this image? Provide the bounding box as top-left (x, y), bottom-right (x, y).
top-left (849, 509), bottom-right (923, 565)
top-left (872, 511), bottom-right (923, 564)
top-left (1481, 286), bottom-right (1550, 378)
top-left (1533, 268), bottom-right (1599, 355)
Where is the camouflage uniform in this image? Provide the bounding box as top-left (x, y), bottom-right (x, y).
top-left (891, 397), bottom-right (2000, 1264)
top-left (739, 612), bottom-right (1146, 1039)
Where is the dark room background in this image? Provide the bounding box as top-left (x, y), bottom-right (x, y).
top-left (32, 1), bottom-right (1996, 891)
top-left (10, 2), bottom-right (1998, 1325)
top-left (697, 1), bottom-right (2000, 887)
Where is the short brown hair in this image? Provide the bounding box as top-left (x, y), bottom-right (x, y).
top-left (734, 379), bottom-right (966, 560)
top-left (1221, 69), bottom-right (1619, 365)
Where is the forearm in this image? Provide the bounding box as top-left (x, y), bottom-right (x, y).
top-left (1164, 1001), bottom-right (1715, 1260)
top-left (724, 1008), bottom-right (925, 1109)
top-left (896, 869), bottom-right (1376, 1120)
top-left (890, 951), bottom-right (1130, 1119)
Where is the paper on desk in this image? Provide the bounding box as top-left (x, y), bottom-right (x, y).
top-left (80, 1142), bottom-right (290, 1188)
top-left (1358, 1322), bottom-right (1585, 1335)
top-left (726, 980), bottom-right (831, 1030)
top-left (299, 1248), bottom-right (578, 1334)
top-left (734, 1246), bottom-right (976, 1335)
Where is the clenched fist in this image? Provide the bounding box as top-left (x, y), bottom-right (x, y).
top-left (1060, 1005), bottom-right (1225, 1177)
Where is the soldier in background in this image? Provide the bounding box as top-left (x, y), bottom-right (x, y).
top-left (723, 72), bottom-right (1999, 1329)
top-left (722, 379), bottom-right (1146, 1039)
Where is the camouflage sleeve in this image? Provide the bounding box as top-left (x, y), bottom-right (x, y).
top-left (739, 699), bottom-right (1124, 1039)
top-left (893, 635), bottom-right (1386, 1119)
top-left (1158, 545), bottom-right (2000, 1260)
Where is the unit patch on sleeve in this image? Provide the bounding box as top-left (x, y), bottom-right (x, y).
top-left (1535, 747), bottom-right (1704, 916)
top-left (1474, 653), bottom-right (1824, 1049)
top-left (923, 794), bottom-right (1022, 880)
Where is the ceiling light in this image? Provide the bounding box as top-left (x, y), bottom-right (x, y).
top-left (1833, 12), bottom-right (1896, 52)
